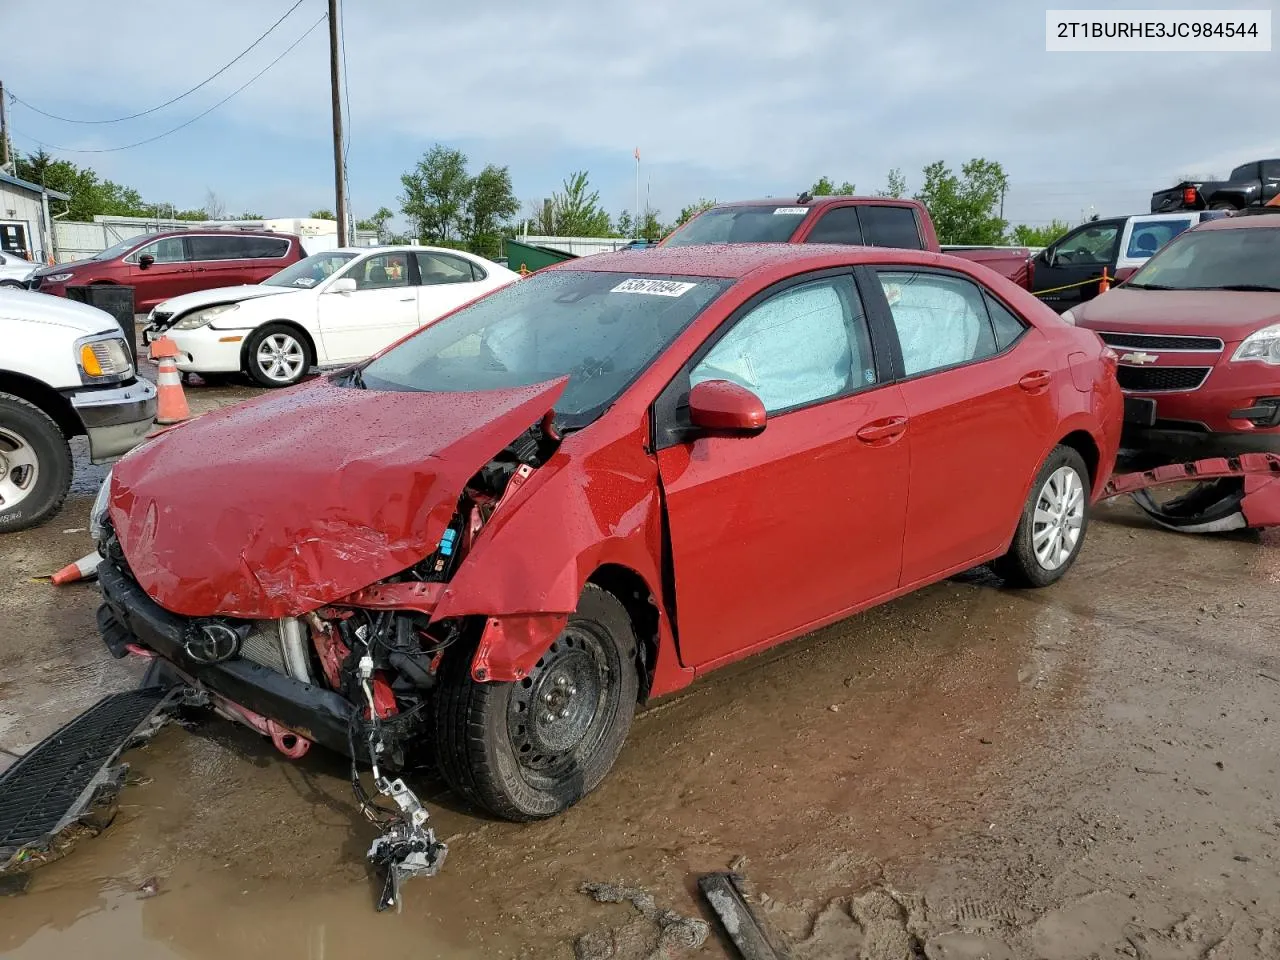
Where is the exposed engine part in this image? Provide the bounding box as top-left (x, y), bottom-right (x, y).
top-left (349, 654), bottom-right (447, 913)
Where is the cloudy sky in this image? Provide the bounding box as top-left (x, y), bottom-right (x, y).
top-left (3, 0), bottom-right (1276, 231)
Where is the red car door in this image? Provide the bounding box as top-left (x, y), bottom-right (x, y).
top-left (125, 235), bottom-right (194, 306)
top-left (654, 272), bottom-right (910, 669)
top-left (867, 268), bottom-right (1061, 585)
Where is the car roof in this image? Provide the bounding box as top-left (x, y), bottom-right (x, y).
top-left (552, 242), bottom-right (943, 280)
top-left (710, 196), bottom-right (918, 209)
top-left (147, 229), bottom-right (299, 240)
top-left (331, 244), bottom-right (481, 256)
top-left (1194, 213), bottom-right (1280, 232)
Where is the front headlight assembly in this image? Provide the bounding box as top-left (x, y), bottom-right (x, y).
top-left (173, 303), bottom-right (240, 330)
top-left (89, 467), bottom-right (113, 543)
top-left (74, 333), bottom-right (134, 384)
top-left (1232, 323), bottom-right (1280, 365)
top-left (43, 272), bottom-right (75, 282)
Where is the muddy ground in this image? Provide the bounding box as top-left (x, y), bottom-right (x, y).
top-left (2, 378), bottom-right (1278, 959)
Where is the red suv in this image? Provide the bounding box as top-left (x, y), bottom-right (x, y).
top-left (1067, 211), bottom-right (1280, 457)
top-left (28, 230), bottom-right (305, 312)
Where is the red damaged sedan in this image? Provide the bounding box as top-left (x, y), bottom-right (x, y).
top-left (94, 244), bottom-right (1120, 834)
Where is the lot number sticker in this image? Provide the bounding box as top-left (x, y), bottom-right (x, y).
top-left (611, 278), bottom-right (697, 297)
top-left (774, 207), bottom-right (809, 215)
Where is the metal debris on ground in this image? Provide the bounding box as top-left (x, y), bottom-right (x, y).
top-left (698, 872), bottom-right (790, 960)
top-left (576, 881), bottom-right (710, 960)
top-left (0, 687), bottom-right (176, 876)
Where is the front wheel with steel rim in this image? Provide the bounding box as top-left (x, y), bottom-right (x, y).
top-left (244, 323), bottom-right (312, 388)
top-left (993, 445), bottom-right (1091, 588)
top-left (433, 585), bottom-right (639, 821)
top-left (0, 393), bottom-right (72, 534)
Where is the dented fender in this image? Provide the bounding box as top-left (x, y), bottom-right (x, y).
top-left (433, 419), bottom-right (691, 693)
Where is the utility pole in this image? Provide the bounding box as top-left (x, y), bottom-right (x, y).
top-left (327, 0), bottom-right (348, 246)
top-left (0, 80), bottom-right (12, 173)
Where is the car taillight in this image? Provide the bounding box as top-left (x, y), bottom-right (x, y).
top-left (1182, 186), bottom-right (1198, 206)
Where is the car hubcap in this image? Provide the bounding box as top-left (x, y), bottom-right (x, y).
top-left (1033, 465), bottom-right (1084, 571)
top-left (0, 427), bottom-right (40, 511)
top-left (256, 333), bottom-right (305, 382)
top-left (507, 625), bottom-right (611, 777)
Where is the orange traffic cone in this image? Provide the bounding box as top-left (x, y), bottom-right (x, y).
top-left (149, 336), bottom-right (191, 424)
top-left (1098, 267), bottom-right (1111, 295)
top-left (51, 551), bottom-right (101, 585)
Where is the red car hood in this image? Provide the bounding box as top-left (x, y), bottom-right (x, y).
top-left (1075, 288), bottom-right (1280, 342)
top-left (109, 376), bottom-right (566, 619)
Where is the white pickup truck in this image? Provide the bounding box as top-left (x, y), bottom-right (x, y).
top-left (0, 290), bottom-right (156, 533)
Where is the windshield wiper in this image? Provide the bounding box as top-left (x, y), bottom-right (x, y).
top-left (346, 366), bottom-right (366, 389)
top-left (1124, 283), bottom-right (1176, 290)
top-left (1189, 284), bottom-right (1280, 293)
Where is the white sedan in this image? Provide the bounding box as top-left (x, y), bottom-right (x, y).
top-left (144, 246), bottom-right (520, 387)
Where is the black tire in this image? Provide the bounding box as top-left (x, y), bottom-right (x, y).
top-left (0, 280), bottom-right (25, 289)
top-left (1208, 201), bottom-right (1238, 211)
top-left (993, 445), bottom-right (1091, 588)
top-left (244, 323), bottom-right (312, 388)
top-left (0, 392), bottom-right (72, 534)
top-left (433, 585), bottom-right (639, 821)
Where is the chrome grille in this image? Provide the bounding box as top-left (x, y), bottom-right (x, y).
top-left (1098, 331), bottom-right (1223, 352)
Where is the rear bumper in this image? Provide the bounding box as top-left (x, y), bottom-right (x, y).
top-left (68, 379), bottom-right (157, 461)
top-left (97, 559), bottom-right (355, 755)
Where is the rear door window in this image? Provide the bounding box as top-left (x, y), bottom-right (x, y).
top-left (238, 236), bottom-right (291, 259)
top-left (415, 252), bottom-right (483, 284)
top-left (859, 206), bottom-right (924, 249)
top-left (189, 235), bottom-right (254, 261)
top-left (804, 207), bottom-right (865, 245)
top-left (1125, 219), bottom-right (1192, 259)
top-left (876, 271), bottom-right (998, 376)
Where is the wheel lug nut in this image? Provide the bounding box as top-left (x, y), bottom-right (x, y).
top-left (544, 693), bottom-right (555, 703)
top-left (559, 709), bottom-right (569, 719)
top-left (555, 676), bottom-right (567, 687)
top-left (567, 686), bottom-right (577, 696)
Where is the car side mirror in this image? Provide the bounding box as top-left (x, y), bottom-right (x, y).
top-left (137, 254), bottom-right (155, 269)
top-left (688, 379), bottom-right (767, 435)
top-left (328, 277), bottom-right (357, 294)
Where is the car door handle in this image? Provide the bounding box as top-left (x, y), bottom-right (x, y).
top-left (856, 416), bottom-right (908, 444)
top-left (1018, 370), bottom-right (1052, 393)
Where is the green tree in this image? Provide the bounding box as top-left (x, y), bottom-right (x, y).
top-left (914, 158), bottom-right (1009, 245)
top-left (810, 176), bottom-right (856, 196)
top-left (613, 210), bottom-right (636, 238)
top-left (674, 198), bottom-right (716, 227)
top-left (877, 168), bottom-right (908, 199)
top-left (355, 205), bottom-right (395, 234)
top-left (637, 207), bottom-right (666, 242)
top-left (399, 145), bottom-right (471, 242)
top-left (550, 171), bottom-right (611, 237)
top-left (465, 165), bottom-right (519, 259)
top-left (309, 209), bottom-right (336, 220)
top-left (1008, 220), bottom-right (1071, 247)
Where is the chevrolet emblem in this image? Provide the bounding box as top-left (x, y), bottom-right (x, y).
top-left (1119, 351), bottom-right (1159, 365)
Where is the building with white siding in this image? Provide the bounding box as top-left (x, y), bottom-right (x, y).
top-left (0, 171), bottom-right (69, 265)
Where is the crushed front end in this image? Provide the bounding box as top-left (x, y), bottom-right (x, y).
top-left (94, 398), bottom-right (565, 911)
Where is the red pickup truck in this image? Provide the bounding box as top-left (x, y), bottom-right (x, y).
top-left (661, 196), bottom-right (1032, 286)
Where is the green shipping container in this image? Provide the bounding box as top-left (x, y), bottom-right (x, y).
top-left (504, 239), bottom-right (577, 273)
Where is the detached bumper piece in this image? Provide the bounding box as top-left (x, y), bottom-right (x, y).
top-left (1104, 453), bottom-right (1280, 534)
top-left (0, 688), bottom-right (174, 874)
top-left (698, 872), bottom-right (788, 960)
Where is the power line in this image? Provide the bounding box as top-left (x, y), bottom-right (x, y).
top-left (13, 13), bottom-right (325, 155)
top-left (8, 0), bottom-right (309, 125)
